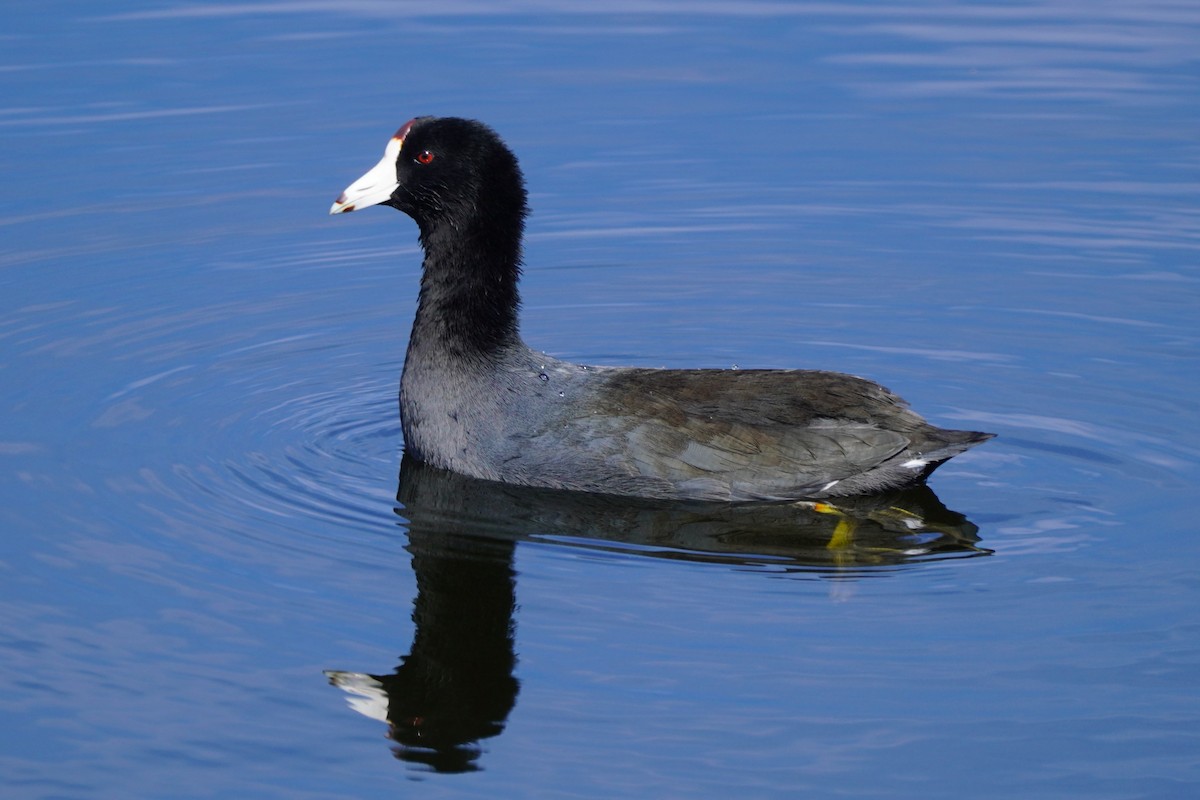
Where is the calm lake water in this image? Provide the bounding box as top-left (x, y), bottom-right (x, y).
top-left (3, 2), bottom-right (1198, 798)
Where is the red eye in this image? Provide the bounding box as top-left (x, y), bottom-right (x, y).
top-left (416, 150), bottom-right (435, 164)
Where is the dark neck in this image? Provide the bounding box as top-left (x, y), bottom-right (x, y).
top-left (409, 217), bottom-right (525, 360)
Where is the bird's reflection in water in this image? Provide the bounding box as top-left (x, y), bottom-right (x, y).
top-left (326, 455), bottom-right (989, 771)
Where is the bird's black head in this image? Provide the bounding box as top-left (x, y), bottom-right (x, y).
top-left (331, 116), bottom-right (528, 240)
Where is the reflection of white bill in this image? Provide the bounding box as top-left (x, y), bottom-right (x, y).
top-left (325, 670), bottom-right (388, 723)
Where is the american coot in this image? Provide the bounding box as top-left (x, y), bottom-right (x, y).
top-left (330, 116), bottom-right (993, 501)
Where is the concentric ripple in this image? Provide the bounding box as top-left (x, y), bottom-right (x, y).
top-left (233, 378), bottom-right (402, 528)
top-left (61, 286), bottom-right (418, 571)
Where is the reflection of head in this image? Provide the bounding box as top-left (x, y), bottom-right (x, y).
top-left (397, 528), bottom-right (519, 748)
top-left (326, 517), bottom-right (520, 773)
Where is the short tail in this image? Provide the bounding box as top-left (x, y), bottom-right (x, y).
top-left (917, 429), bottom-right (995, 478)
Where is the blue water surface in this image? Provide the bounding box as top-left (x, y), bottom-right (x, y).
top-left (2, 2), bottom-right (1198, 798)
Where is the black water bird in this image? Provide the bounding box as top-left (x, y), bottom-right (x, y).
top-left (330, 116), bottom-right (992, 500)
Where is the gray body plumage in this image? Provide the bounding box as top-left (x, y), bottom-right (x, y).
top-left (401, 339), bottom-right (989, 501)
